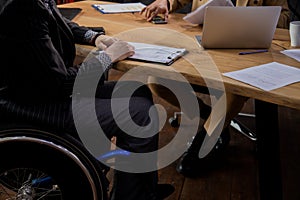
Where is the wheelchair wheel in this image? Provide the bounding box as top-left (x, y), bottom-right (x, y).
top-left (0, 128), bottom-right (108, 200)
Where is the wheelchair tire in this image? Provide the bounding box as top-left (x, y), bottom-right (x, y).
top-left (0, 128), bottom-right (108, 200)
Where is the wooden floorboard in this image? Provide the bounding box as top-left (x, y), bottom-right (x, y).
top-left (160, 123), bottom-right (259, 200)
top-left (278, 107), bottom-right (300, 200)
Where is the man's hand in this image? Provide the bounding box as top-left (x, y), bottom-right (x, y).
top-left (104, 40), bottom-right (135, 63)
top-left (140, 0), bottom-right (169, 22)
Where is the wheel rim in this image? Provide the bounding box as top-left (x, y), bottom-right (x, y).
top-left (0, 136), bottom-right (100, 200)
top-left (0, 168), bottom-right (62, 200)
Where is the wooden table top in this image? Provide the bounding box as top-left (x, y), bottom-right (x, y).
top-left (59, 1), bottom-right (300, 110)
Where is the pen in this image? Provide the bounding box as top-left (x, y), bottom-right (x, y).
top-left (238, 49), bottom-right (268, 55)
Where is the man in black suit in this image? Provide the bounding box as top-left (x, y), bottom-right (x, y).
top-left (0, 0), bottom-right (173, 199)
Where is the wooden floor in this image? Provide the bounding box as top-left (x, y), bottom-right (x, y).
top-left (152, 90), bottom-right (259, 200)
top-left (108, 69), bottom-right (300, 200)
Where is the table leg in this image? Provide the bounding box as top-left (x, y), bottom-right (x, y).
top-left (255, 100), bottom-right (282, 200)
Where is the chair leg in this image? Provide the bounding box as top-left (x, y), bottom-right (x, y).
top-left (230, 117), bottom-right (257, 141)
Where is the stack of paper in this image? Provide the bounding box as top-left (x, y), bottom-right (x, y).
top-left (92, 3), bottom-right (146, 14)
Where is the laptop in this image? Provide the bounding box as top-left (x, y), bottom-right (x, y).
top-left (200, 6), bottom-right (281, 49)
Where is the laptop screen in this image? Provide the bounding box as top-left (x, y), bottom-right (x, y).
top-left (200, 6), bottom-right (281, 49)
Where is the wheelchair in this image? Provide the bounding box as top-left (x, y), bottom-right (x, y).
top-left (0, 120), bottom-right (110, 200)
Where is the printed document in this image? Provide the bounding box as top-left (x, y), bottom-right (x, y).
top-left (183, 0), bottom-right (233, 24)
top-left (280, 49), bottom-right (300, 62)
top-left (127, 42), bottom-right (187, 65)
top-left (223, 62), bottom-right (300, 91)
top-left (92, 3), bottom-right (146, 14)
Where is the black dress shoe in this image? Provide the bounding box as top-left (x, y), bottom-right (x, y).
top-left (176, 151), bottom-right (222, 177)
top-left (176, 127), bottom-right (231, 177)
top-left (176, 151), bottom-right (205, 177)
top-left (157, 184), bottom-right (175, 200)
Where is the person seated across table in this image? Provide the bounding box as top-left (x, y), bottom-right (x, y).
top-left (0, 0), bottom-right (174, 199)
top-left (141, 0), bottom-right (290, 29)
top-left (140, 0), bottom-right (290, 177)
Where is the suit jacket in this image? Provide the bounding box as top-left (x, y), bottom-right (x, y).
top-left (0, 0), bottom-right (99, 102)
top-left (169, 0), bottom-right (290, 28)
top-left (0, 0), bottom-right (107, 132)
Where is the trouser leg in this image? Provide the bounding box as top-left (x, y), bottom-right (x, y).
top-left (107, 93), bottom-right (159, 200)
top-left (110, 170), bottom-right (158, 200)
top-left (95, 81), bottom-right (160, 200)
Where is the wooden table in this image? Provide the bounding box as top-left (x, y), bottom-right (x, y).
top-left (59, 1), bottom-right (300, 199)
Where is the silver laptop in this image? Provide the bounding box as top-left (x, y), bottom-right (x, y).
top-left (200, 6), bottom-right (281, 49)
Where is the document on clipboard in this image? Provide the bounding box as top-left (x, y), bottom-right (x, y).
top-left (92, 3), bottom-right (146, 14)
top-left (127, 42), bottom-right (187, 66)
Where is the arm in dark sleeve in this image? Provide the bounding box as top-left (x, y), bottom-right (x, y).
top-left (63, 17), bottom-right (104, 46)
top-left (52, 0), bottom-right (102, 46)
top-left (0, 0), bottom-right (110, 101)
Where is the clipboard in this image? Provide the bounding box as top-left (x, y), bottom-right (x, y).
top-left (127, 42), bottom-right (187, 66)
top-left (92, 3), bottom-right (146, 14)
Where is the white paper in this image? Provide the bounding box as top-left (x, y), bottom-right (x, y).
top-left (223, 62), bottom-right (300, 91)
top-left (183, 0), bottom-right (234, 24)
top-left (128, 42), bottom-right (186, 65)
top-left (280, 49), bottom-right (300, 62)
top-left (92, 3), bottom-right (146, 14)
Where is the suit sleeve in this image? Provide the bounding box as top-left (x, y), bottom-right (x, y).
top-left (53, 4), bottom-right (102, 46)
top-left (0, 0), bottom-right (111, 101)
top-left (63, 17), bottom-right (94, 44)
